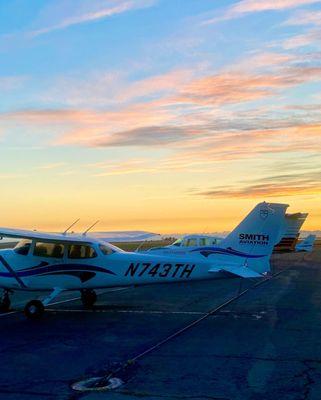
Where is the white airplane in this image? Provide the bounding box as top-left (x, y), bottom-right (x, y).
top-left (295, 234), bottom-right (316, 252)
top-left (147, 234), bottom-right (223, 256)
top-left (0, 202), bottom-right (287, 319)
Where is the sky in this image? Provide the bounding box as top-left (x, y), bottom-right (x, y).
top-left (0, 0), bottom-right (320, 233)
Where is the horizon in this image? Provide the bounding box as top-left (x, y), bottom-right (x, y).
top-left (1, 0), bottom-right (320, 233)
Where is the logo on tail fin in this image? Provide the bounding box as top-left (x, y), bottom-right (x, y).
top-left (260, 208), bottom-right (269, 220)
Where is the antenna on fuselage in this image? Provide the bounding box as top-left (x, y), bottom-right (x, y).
top-left (63, 218), bottom-right (80, 235)
top-left (82, 220), bottom-right (99, 236)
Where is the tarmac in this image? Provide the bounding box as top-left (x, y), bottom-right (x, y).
top-left (0, 248), bottom-right (321, 400)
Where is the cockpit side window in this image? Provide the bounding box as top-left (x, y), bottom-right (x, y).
top-left (34, 242), bottom-right (64, 258)
top-left (185, 238), bottom-right (197, 247)
top-left (68, 244), bottom-right (97, 259)
top-left (14, 239), bottom-right (32, 256)
top-left (99, 244), bottom-right (114, 255)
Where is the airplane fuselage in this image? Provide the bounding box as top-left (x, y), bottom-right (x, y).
top-left (0, 247), bottom-right (225, 291)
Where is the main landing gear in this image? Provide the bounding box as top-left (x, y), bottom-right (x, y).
top-left (0, 289), bottom-right (12, 312)
top-left (81, 289), bottom-right (97, 308)
top-left (23, 289), bottom-right (97, 319)
top-left (1, 288), bottom-right (98, 319)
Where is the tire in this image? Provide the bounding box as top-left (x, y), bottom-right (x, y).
top-left (81, 289), bottom-right (97, 308)
top-left (24, 300), bottom-right (45, 319)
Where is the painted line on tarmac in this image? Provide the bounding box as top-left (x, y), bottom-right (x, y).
top-left (0, 287), bottom-right (129, 318)
top-left (47, 309), bottom-right (204, 315)
top-left (0, 310), bottom-right (17, 318)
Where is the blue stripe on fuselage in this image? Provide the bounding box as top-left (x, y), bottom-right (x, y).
top-left (190, 247), bottom-right (265, 258)
top-left (0, 263), bottom-right (116, 278)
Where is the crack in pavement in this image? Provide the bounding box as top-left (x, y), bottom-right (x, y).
top-left (295, 361), bottom-right (316, 400)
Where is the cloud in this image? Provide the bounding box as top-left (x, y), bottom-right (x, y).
top-left (229, 52), bottom-right (296, 72)
top-left (281, 29), bottom-right (321, 49)
top-left (285, 9), bottom-right (321, 25)
top-left (37, 162), bottom-right (67, 170)
top-left (0, 173), bottom-right (27, 180)
top-left (91, 159), bottom-right (158, 176)
top-left (1, 51), bottom-right (320, 163)
top-left (94, 126), bottom-right (196, 147)
top-left (44, 68), bottom-right (194, 108)
top-left (204, 0), bottom-right (321, 24)
top-left (176, 66), bottom-right (321, 106)
top-left (194, 170), bottom-right (321, 199)
top-left (26, 0), bottom-right (156, 37)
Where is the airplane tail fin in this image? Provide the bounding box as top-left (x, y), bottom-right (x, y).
top-left (219, 202), bottom-right (288, 273)
top-left (296, 234), bottom-right (316, 252)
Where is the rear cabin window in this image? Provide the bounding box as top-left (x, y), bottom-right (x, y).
top-left (200, 238), bottom-right (213, 246)
top-left (68, 244), bottom-right (97, 259)
top-left (14, 240), bottom-right (32, 255)
top-left (34, 242), bottom-right (64, 258)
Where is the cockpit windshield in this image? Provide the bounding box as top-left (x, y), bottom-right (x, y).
top-left (14, 239), bottom-right (32, 255)
top-left (172, 238), bottom-right (182, 247)
top-left (97, 240), bottom-right (123, 254)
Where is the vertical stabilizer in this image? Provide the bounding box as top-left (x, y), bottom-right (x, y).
top-left (219, 202), bottom-right (288, 273)
top-left (296, 234), bottom-right (316, 252)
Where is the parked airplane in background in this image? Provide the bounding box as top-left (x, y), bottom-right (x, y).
top-left (295, 235), bottom-right (316, 252)
top-left (150, 211), bottom-right (308, 256)
top-left (147, 234), bottom-right (223, 256)
top-left (274, 212), bottom-right (308, 252)
top-left (0, 202), bottom-right (287, 319)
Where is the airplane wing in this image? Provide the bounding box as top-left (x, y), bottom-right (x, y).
top-left (209, 264), bottom-right (263, 278)
top-left (0, 227), bottom-right (96, 245)
top-left (90, 231), bottom-right (160, 242)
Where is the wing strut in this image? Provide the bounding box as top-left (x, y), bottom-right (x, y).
top-left (0, 255), bottom-right (27, 288)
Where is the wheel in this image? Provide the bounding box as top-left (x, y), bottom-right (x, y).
top-left (24, 300), bottom-right (44, 319)
top-left (81, 289), bottom-right (97, 308)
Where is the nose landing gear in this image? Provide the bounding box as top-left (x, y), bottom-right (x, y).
top-left (24, 300), bottom-right (45, 319)
top-left (24, 287), bottom-right (63, 319)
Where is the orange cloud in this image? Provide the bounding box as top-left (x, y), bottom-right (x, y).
top-left (194, 169), bottom-right (321, 199)
top-left (1, 57), bottom-right (320, 159)
top-left (177, 67), bottom-right (321, 106)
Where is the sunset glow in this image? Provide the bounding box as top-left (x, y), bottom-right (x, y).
top-left (0, 0), bottom-right (320, 233)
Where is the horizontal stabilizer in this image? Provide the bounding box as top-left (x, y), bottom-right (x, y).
top-left (209, 265), bottom-right (263, 278)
